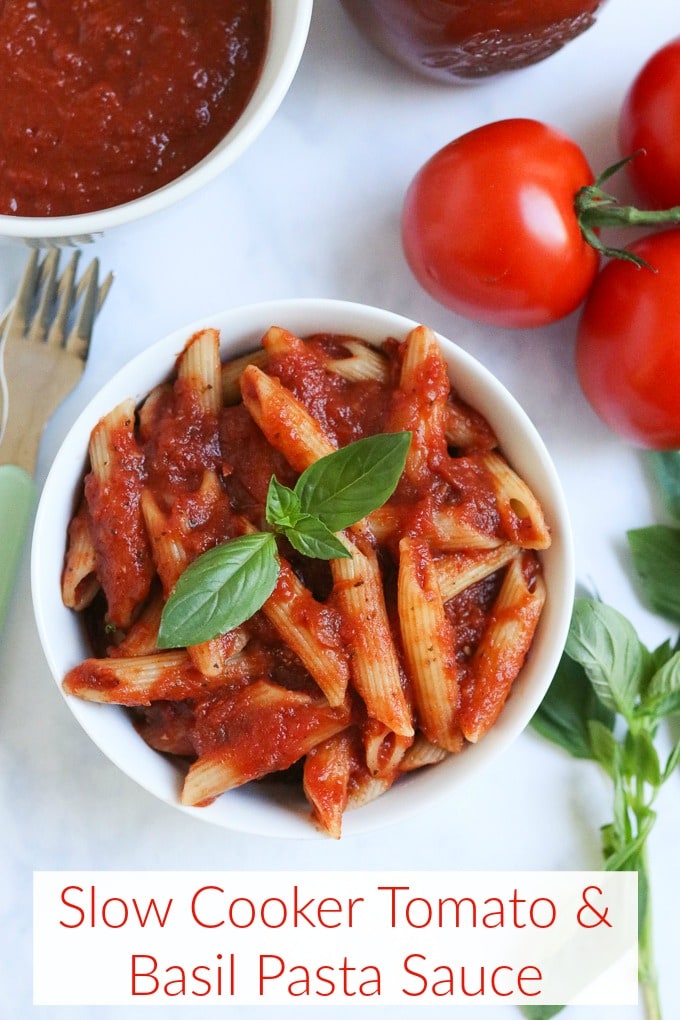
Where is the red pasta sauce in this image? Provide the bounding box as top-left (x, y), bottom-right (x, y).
top-left (0, 0), bottom-right (270, 216)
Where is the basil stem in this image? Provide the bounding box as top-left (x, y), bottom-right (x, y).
top-left (530, 597), bottom-right (680, 1020)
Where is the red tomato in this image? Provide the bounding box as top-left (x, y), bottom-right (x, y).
top-left (619, 37), bottom-right (680, 209)
top-left (401, 119), bottom-right (599, 328)
top-left (575, 230), bottom-right (680, 450)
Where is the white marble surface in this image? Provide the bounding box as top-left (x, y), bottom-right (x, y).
top-left (2, 2), bottom-right (680, 1017)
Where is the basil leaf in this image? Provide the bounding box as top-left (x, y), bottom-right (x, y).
top-left (282, 514), bottom-right (352, 561)
top-left (649, 638), bottom-right (676, 675)
top-left (531, 651), bottom-right (615, 761)
top-left (663, 738), bottom-right (680, 781)
top-left (158, 532), bottom-right (279, 648)
top-left (627, 525), bottom-right (680, 622)
top-left (588, 719), bottom-right (621, 778)
top-left (566, 599), bottom-right (649, 720)
top-left (600, 822), bottom-right (621, 864)
top-left (647, 449), bottom-right (680, 522)
top-left (623, 729), bottom-right (661, 787)
top-left (266, 476), bottom-right (303, 530)
top-left (294, 432), bottom-right (411, 531)
top-left (638, 650), bottom-right (680, 721)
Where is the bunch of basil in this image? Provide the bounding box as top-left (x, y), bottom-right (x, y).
top-left (524, 451), bottom-right (680, 1020)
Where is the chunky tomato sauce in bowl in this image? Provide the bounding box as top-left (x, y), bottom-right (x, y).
top-left (32, 299), bottom-right (574, 839)
top-left (0, 1), bottom-right (312, 245)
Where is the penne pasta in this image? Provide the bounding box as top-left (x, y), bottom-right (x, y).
top-left (221, 348), bottom-right (269, 405)
top-left (458, 552), bottom-right (547, 743)
top-left (236, 516), bottom-right (351, 705)
top-left (444, 398), bottom-right (498, 452)
top-left (386, 325), bottom-right (450, 486)
top-left (303, 730), bottom-right (355, 839)
top-left (141, 489), bottom-right (189, 594)
top-left (324, 339), bottom-right (390, 383)
top-left (240, 364), bottom-right (335, 470)
top-left (397, 536), bottom-right (463, 752)
top-left (63, 650), bottom-right (226, 705)
top-left (176, 327), bottom-right (222, 416)
top-left (61, 500), bottom-right (100, 611)
top-left (84, 399), bottom-right (154, 629)
top-left (137, 383), bottom-right (174, 443)
top-left (88, 399), bottom-right (135, 484)
top-left (260, 324), bottom-right (306, 359)
top-left (362, 719), bottom-right (413, 777)
top-left (332, 533), bottom-right (414, 738)
top-left (478, 450), bottom-right (551, 550)
top-left (263, 557), bottom-right (351, 706)
top-left (186, 627), bottom-right (250, 678)
top-left (367, 502), bottom-right (505, 552)
top-left (181, 681), bottom-right (352, 806)
top-left (109, 591), bottom-right (165, 657)
top-left (64, 646), bottom-right (268, 706)
top-left (400, 734), bottom-right (450, 772)
top-left (434, 543), bottom-right (520, 603)
top-left (142, 470), bottom-right (233, 596)
top-left (346, 773), bottom-right (394, 812)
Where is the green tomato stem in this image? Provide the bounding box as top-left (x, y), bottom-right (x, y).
top-left (577, 195), bottom-right (680, 231)
top-left (574, 152), bottom-right (680, 268)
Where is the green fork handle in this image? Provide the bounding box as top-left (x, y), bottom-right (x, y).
top-left (0, 465), bottom-right (36, 635)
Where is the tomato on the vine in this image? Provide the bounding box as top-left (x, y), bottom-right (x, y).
top-left (401, 119), bottom-right (600, 328)
top-left (619, 37), bottom-right (680, 209)
top-left (575, 229), bottom-right (680, 450)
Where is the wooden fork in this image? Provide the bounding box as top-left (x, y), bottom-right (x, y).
top-left (0, 249), bottom-right (113, 632)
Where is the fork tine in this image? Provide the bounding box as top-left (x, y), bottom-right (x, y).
top-left (25, 249), bottom-right (60, 344)
top-left (5, 249), bottom-right (41, 340)
top-left (96, 269), bottom-right (115, 316)
top-left (64, 258), bottom-right (100, 357)
top-left (46, 250), bottom-right (80, 347)
top-left (64, 264), bottom-right (114, 359)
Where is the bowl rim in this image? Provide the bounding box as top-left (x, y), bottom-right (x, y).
top-left (0, 0), bottom-right (313, 242)
top-left (31, 297), bottom-right (575, 840)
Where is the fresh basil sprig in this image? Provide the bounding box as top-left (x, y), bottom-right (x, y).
top-left (529, 597), bottom-right (680, 1020)
top-left (157, 431), bottom-right (411, 648)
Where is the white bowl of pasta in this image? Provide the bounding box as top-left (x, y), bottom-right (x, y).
top-left (32, 299), bottom-right (574, 840)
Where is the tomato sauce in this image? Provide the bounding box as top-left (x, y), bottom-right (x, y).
top-left (340, 0), bottom-right (603, 82)
top-left (0, 0), bottom-right (270, 216)
top-left (266, 333), bottom-right (394, 448)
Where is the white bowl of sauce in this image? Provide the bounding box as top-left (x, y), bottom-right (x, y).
top-left (32, 298), bottom-right (574, 839)
top-left (0, 1), bottom-right (312, 246)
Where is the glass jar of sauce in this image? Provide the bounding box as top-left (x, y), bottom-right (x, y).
top-left (340, 0), bottom-right (605, 83)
